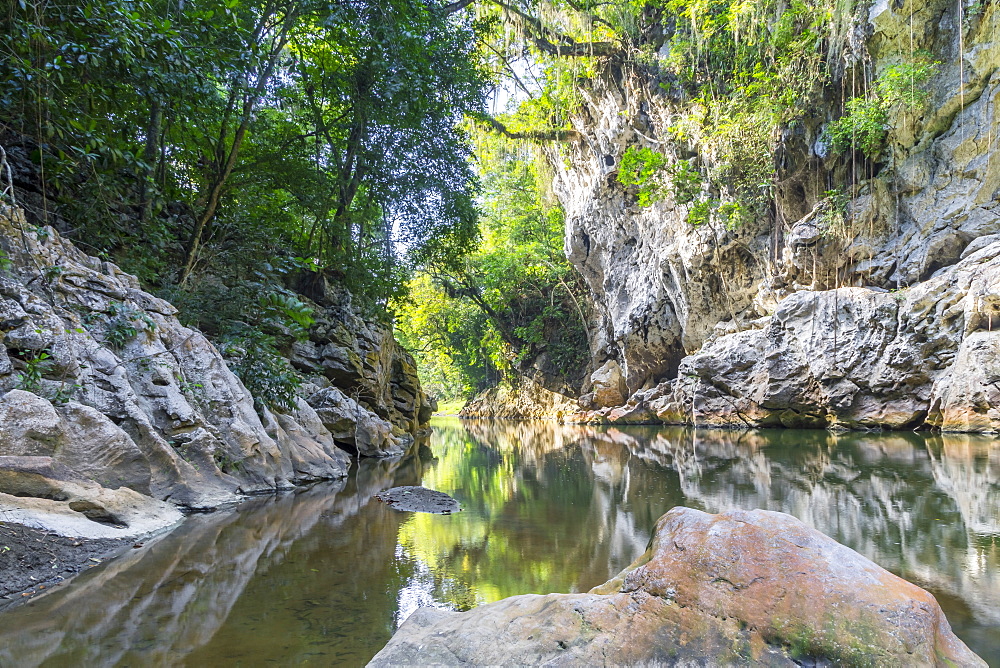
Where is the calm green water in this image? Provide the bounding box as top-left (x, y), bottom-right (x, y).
top-left (0, 419), bottom-right (997, 666)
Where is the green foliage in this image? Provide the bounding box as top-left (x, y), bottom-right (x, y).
top-left (0, 249), bottom-right (11, 273)
top-left (258, 293), bottom-right (314, 339)
top-left (166, 278), bottom-right (320, 411)
top-left (669, 160), bottom-right (703, 205)
top-left (686, 198), bottom-right (714, 226)
top-left (15, 349), bottom-right (50, 394)
top-left (618, 147), bottom-right (668, 206)
top-left (828, 97), bottom-right (888, 157)
top-left (220, 327), bottom-right (303, 412)
top-left (0, 0), bottom-right (490, 312)
top-left (878, 56), bottom-right (940, 108)
top-left (397, 140), bottom-right (589, 400)
top-left (828, 56), bottom-right (938, 157)
top-left (103, 302), bottom-right (156, 350)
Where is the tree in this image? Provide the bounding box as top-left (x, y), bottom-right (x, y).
top-left (397, 136), bottom-right (590, 399)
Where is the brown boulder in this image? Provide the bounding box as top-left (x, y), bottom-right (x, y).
top-left (587, 360), bottom-right (627, 409)
top-left (370, 507), bottom-right (983, 666)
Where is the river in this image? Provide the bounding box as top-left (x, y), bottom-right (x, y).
top-left (0, 418), bottom-right (997, 666)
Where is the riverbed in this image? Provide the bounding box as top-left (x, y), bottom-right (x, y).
top-left (0, 418), bottom-right (997, 666)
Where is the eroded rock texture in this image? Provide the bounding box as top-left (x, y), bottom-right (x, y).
top-left (291, 282), bottom-right (435, 448)
top-left (642, 241), bottom-right (1000, 430)
top-left (0, 204), bottom-right (429, 518)
top-left (522, 0), bottom-right (1000, 429)
top-left (460, 377), bottom-right (579, 420)
top-left (370, 507), bottom-right (984, 667)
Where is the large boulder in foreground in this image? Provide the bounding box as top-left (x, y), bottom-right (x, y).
top-left (370, 507), bottom-right (983, 667)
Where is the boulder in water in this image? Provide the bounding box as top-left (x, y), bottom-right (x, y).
top-left (375, 486), bottom-right (460, 514)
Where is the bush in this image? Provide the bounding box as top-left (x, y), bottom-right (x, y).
top-left (617, 146), bottom-right (668, 206)
top-left (220, 327), bottom-right (302, 412)
top-left (828, 57), bottom-right (938, 157)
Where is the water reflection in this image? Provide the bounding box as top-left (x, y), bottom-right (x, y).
top-left (0, 420), bottom-right (996, 666)
top-left (0, 452), bottom-right (426, 667)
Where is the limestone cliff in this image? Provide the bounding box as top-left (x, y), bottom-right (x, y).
top-left (459, 377), bottom-right (579, 420)
top-left (526, 0), bottom-right (1000, 431)
top-left (0, 204), bottom-right (431, 519)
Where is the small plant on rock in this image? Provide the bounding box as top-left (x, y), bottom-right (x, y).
top-left (617, 146), bottom-right (668, 206)
top-left (15, 349), bottom-right (50, 393)
top-left (828, 55), bottom-right (939, 157)
top-left (103, 301), bottom-right (156, 349)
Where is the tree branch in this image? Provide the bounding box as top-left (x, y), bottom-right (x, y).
top-left (472, 113), bottom-right (581, 142)
top-left (439, 0), bottom-right (476, 14)
top-left (490, 0), bottom-right (617, 57)
top-left (440, 0), bottom-right (617, 57)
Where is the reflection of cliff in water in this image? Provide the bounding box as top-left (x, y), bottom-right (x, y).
top-left (0, 450), bottom-right (426, 667)
top-left (409, 420), bottom-right (669, 605)
top-left (577, 426), bottom-right (1000, 632)
top-left (0, 421), bottom-right (995, 666)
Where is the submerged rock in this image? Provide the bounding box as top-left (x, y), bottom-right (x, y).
top-left (370, 507), bottom-right (983, 666)
top-left (375, 486), bottom-right (460, 514)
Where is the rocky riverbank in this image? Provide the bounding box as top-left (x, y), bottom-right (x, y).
top-left (0, 522), bottom-right (132, 609)
top-left (0, 202), bottom-right (432, 577)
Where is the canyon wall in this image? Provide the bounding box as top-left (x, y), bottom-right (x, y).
top-left (540, 0), bottom-right (1000, 431)
top-left (0, 204), bottom-right (432, 525)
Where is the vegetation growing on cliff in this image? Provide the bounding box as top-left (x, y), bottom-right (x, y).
top-left (0, 0), bottom-right (491, 405)
top-left (0, 0), bottom-right (945, 407)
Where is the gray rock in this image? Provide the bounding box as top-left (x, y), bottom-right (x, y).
top-left (460, 378), bottom-right (578, 420)
top-left (0, 204), bottom-right (361, 513)
top-left (375, 486), bottom-right (460, 514)
top-left (294, 282), bottom-right (434, 436)
top-left (660, 240), bottom-right (1000, 431)
top-left (586, 360), bottom-right (627, 408)
top-left (501, 0), bottom-right (1000, 425)
top-left (309, 387), bottom-right (404, 458)
top-left (0, 456), bottom-right (182, 539)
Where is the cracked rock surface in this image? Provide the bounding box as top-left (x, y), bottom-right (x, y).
top-left (0, 203), bottom-right (431, 521)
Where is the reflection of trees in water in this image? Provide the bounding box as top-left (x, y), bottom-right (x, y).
top-left (1, 422), bottom-right (995, 666)
top-left (0, 450), bottom-right (427, 667)
top-left (402, 421), bottom-right (674, 611)
top-left (600, 426), bottom-right (1000, 633)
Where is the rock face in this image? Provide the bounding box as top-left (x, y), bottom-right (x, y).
top-left (309, 387), bottom-right (405, 457)
top-left (642, 239), bottom-right (1000, 431)
top-left (0, 456), bottom-right (182, 539)
top-left (290, 283), bottom-right (434, 441)
top-left (0, 203), bottom-right (429, 515)
top-left (460, 377), bottom-right (579, 420)
top-left (370, 507), bottom-right (984, 667)
top-left (479, 0), bottom-right (1000, 428)
top-left (579, 360), bottom-right (627, 410)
